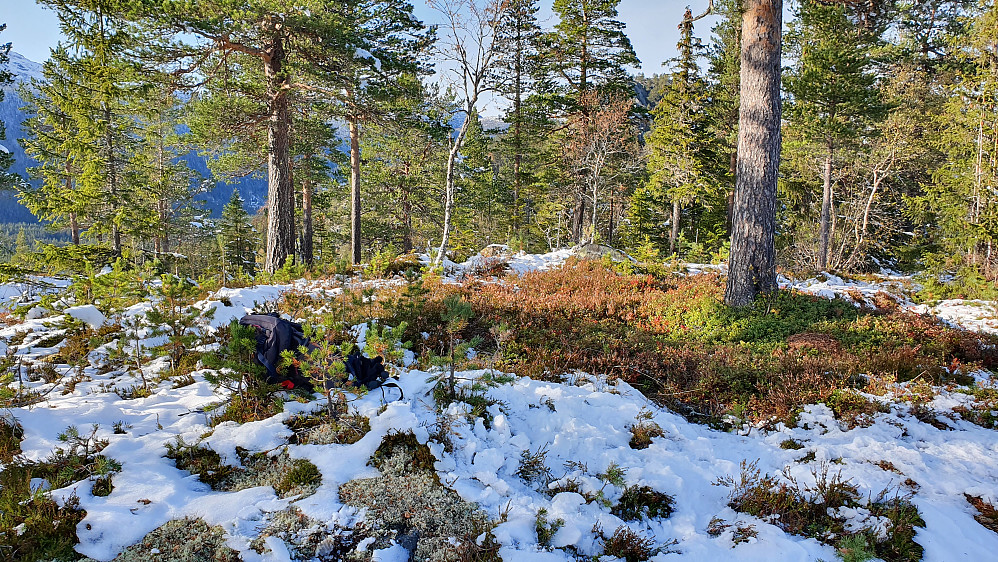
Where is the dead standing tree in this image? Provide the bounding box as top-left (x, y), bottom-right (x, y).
top-left (429, 0), bottom-right (506, 266)
top-left (564, 91), bottom-right (635, 244)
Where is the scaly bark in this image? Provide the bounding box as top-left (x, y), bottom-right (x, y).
top-left (724, 0), bottom-right (782, 307)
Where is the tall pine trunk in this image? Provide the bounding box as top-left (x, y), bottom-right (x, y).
top-left (263, 35), bottom-right (296, 273)
top-left (724, 0), bottom-right (782, 307)
top-left (302, 174), bottom-right (314, 267)
top-left (104, 104), bottom-right (121, 253)
top-left (349, 118), bottom-right (362, 265)
top-left (818, 141), bottom-right (833, 270)
top-left (670, 199), bottom-right (681, 255)
top-left (572, 195), bottom-right (586, 244)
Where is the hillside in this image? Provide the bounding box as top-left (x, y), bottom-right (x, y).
top-left (1, 253), bottom-right (996, 562)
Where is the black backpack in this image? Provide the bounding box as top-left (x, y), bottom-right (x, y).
top-left (239, 313), bottom-right (316, 392)
top-left (238, 313), bottom-right (402, 398)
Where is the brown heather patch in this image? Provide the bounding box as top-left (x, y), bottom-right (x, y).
top-left (374, 260), bottom-right (998, 425)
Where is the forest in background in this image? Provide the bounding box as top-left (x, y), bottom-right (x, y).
top-left (0, 0), bottom-right (996, 295)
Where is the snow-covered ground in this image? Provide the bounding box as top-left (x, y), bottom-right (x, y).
top-left (2, 252), bottom-right (998, 561)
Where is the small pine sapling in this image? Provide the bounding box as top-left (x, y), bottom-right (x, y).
top-left (145, 275), bottom-right (214, 373)
top-left (363, 321), bottom-right (410, 367)
top-left (294, 322), bottom-right (352, 417)
top-left (203, 320), bottom-right (266, 402)
top-left (441, 293), bottom-right (474, 396)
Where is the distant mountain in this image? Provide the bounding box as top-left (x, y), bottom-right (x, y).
top-left (0, 52), bottom-right (268, 225)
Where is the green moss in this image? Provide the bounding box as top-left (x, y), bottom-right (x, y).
top-left (371, 431), bottom-right (437, 476)
top-left (275, 459), bottom-right (321, 496)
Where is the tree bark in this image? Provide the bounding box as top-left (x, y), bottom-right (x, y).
top-left (263, 35), bottom-right (296, 273)
top-left (571, 194), bottom-right (586, 244)
top-left (301, 173), bottom-right (314, 267)
top-left (670, 199), bottom-right (681, 256)
top-left (69, 211), bottom-right (80, 246)
top-left (818, 142), bottom-right (833, 270)
top-left (349, 118), bottom-right (362, 265)
top-left (724, 0), bottom-right (782, 307)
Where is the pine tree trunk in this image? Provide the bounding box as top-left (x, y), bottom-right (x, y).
top-left (724, 0), bottom-right (782, 307)
top-left (105, 105), bottom-right (121, 253)
top-left (670, 199), bottom-right (681, 255)
top-left (572, 194), bottom-right (586, 244)
top-left (349, 118), bottom-right (362, 264)
top-left (69, 211), bottom-right (80, 246)
top-left (818, 141), bottom-right (833, 271)
top-left (302, 174), bottom-right (314, 267)
top-left (263, 36), bottom-right (296, 274)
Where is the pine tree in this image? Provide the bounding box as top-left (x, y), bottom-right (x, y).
top-left (784, 0), bottom-right (884, 271)
top-left (539, 0), bottom-right (640, 243)
top-left (724, 0), bottom-right (782, 307)
top-left (218, 190), bottom-right (258, 277)
top-left (335, 0), bottom-right (432, 265)
top-left (541, 0), bottom-right (640, 110)
top-left (360, 76), bottom-right (450, 254)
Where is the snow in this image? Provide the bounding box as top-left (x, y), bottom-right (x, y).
top-left (3, 260), bottom-right (998, 561)
top-left (354, 47), bottom-right (383, 71)
top-left (64, 304), bottom-right (108, 329)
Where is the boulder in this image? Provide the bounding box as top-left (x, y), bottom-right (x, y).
top-left (571, 243), bottom-right (634, 263)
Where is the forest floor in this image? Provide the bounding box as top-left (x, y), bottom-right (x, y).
top-left (1, 249), bottom-right (998, 562)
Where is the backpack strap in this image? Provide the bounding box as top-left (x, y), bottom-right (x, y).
top-left (379, 380), bottom-right (404, 401)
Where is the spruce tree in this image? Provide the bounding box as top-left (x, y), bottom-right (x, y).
top-left (18, 47), bottom-right (98, 245)
top-left (493, 0), bottom-right (543, 239)
top-left (219, 190), bottom-right (258, 277)
top-left (914, 0), bottom-right (998, 278)
top-left (784, 0), bottom-right (884, 271)
top-left (635, 8), bottom-right (725, 257)
top-left (38, 0), bottom-right (142, 253)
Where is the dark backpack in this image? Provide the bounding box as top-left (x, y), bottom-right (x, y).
top-left (238, 313), bottom-right (403, 398)
top-left (239, 313), bottom-right (316, 392)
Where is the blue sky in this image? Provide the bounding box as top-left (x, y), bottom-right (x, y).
top-left (3, 0), bottom-right (719, 72)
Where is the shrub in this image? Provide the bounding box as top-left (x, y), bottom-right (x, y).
top-left (164, 437), bottom-right (238, 489)
top-left (629, 420), bottom-right (665, 450)
top-left (719, 460), bottom-right (924, 562)
top-left (0, 463), bottom-right (85, 562)
top-left (600, 526), bottom-right (655, 562)
top-left (534, 508), bottom-right (564, 548)
top-left (0, 414), bottom-right (23, 463)
top-left (612, 485), bottom-right (675, 521)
